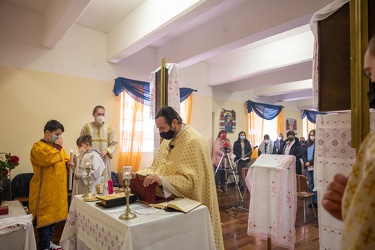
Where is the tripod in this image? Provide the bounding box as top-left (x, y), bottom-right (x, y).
top-left (225, 152), bottom-right (256, 213)
top-left (214, 148), bottom-right (246, 212)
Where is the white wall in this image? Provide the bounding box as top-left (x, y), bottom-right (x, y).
top-left (0, 3), bottom-right (215, 176)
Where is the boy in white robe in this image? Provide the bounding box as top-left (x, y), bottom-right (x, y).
top-left (73, 135), bottom-right (105, 195)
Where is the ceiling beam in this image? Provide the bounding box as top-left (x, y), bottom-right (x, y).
top-left (254, 80), bottom-right (312, 98)
top-left (107, 0), bottom-right (224, 63)
top-left (155, 0), bottom-right (333, 68)
top-left (215, 60), bottom-right (312, 92)
top-left (42, 0), bottom-right (91, 48)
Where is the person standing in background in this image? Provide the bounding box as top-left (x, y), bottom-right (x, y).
top-left (29, 120), bottom-right (72, 250)
top-left (212, 130), bottom-right (231, 192)
top-left (80, 105), bottom-right (118, 183)
top-left (258, 134), bottom-right (273, 156)
top-left (300, 136), bottom-right (307, 152)
top-left (283, 131), bottom-right (303, 174)
top-left (273, 132), bottom-right (285, 154)
top-left (233, 131), bottom-right (252, 191)
top-left (304, 129), bottom-right (317, 208)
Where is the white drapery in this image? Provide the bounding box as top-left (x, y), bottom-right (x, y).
top-left (149, 63), bottom-right (180, 154)
top-left (315, 112), bottom-right (375, 249)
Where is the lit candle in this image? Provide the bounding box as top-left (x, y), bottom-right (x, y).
top-left (69, 149), bottom-right (74, 190)
top-left (70, 150), bottom-right (74, 164)
top-left (122, 166), bottom-right (132, 179)
top-left (85, 162), bottom-right (91, 170)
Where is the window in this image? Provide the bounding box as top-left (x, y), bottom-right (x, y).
top-left (119, 92), bottom-right (154, 153)
top-left (120, 92), bottom-right (190, 153)
top-left (141, 105), bottom-right (155, 152)
top-left (302, 117), bottom-right (316, 138)
top-left (263, 118), bottom-right (278, 141)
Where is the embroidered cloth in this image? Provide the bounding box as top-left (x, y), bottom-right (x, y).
top-left (245, 154), bottom-right (297, 249)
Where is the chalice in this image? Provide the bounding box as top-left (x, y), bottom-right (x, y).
top-left (82, 163), bottom-right (96, 202)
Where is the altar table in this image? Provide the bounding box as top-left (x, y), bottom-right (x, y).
top-left (0, 200), bottom-right (36, 250)
top-left (60, 195), bottom-right (216, 250)
top-left (245, 154), bottom-right (297, 250)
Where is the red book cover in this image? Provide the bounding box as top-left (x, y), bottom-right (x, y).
top-left (130, 178), bottom-right (172, 204)
top-left (0, 206), bottom-right (9, 215)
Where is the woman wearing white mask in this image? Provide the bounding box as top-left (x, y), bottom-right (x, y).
top-left (73, 135), bottom-right (105, 195)
top-left (258, 134), bottom-right (274, 156)
top-left (304, 129), bottom-right (317, 208)
top-left (233, 131), bottom-right (252, 190)
top-left (80, 105), bottom-right (118, 183)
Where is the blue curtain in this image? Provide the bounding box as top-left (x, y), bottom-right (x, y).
top-left (113, 77), bottom-right (150, 105)
top-left (302, 110), bottom-right (326, 124)
top-left (113, 77), bottom-right (197, 105)
top-left (246, 100), bottom-right (283, 120)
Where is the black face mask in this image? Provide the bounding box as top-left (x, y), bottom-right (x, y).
top-left (288, 137), bottom-right (294, 142)
top-left (368, 82), bottom-right (375, 109)
top-left (160, 124), bottom-right (175, 140)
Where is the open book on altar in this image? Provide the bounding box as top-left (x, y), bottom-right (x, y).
top-left (149, 198), bottom-right (201, 213)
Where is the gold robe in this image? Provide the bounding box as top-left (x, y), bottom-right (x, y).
top-left (342, 131), bottom-right (375, 249)
top-left (138, 125), bottom-right (224, 250)
top-left (29, 140), bottom-right (69, 228)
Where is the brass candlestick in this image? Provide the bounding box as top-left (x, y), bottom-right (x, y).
top-left (82, 164), bottom-right (95, 201)
top-left (119, 167), bottom-right (136, 220)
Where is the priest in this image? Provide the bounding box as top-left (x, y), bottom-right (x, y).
top-left (135, 106), bottom-right (224, 250)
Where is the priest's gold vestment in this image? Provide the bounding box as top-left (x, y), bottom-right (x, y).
top-left (138, 125), bottom-right (224, 250)
top-left (29, 141), bottom-right (69, 228)
top-left (342, 131), bottom-right (375, 249)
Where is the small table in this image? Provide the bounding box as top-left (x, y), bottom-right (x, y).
top-left (0, 200), bottom-right (36, 250)
top-left (60, 195), bottom-right (216, 250)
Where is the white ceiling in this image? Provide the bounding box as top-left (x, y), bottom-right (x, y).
top-left (1, 0), bottom-right (336, 104)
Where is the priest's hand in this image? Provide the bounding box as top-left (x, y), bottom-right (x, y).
top-left (322, 174), bottom-right (348, 221)
top-left (100, 150), bottom-right (108, 158)
top-left (143, 174), bottom-right (162, 187)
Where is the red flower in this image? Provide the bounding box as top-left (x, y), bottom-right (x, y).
top-left (9, 155), bottom-right (19, 164)
top-left (0, 152), bottom-right (20, 174)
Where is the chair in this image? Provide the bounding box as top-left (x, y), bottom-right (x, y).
top-left (296, 174), bottom-right (317, 223)
top-left (11, 173), bottom-right (34, 206)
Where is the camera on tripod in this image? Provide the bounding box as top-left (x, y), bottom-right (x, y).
top-left (222, 142), bottom-right (230, 154)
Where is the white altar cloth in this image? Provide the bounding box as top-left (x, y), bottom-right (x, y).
top-left (60, 195), bottom-right (216, 250)
top-left (245, 154), bottom-right (297, 250)
top-left (0, 200), bottom-right (36, 250)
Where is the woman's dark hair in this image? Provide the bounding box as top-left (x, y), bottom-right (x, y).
top-left (217, 130), bottom-right (226, 138)
top-left (238, 131), bottom-right (246, 137)
top-left (307, 129), bottom-right (316, 147)
top-left (286, 130), bottom-right (295, 137)
top-left (155, 106), bottom-right (183, 125)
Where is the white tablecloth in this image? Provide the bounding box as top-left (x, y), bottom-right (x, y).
top-left (60, 195), bottom-right (216, 250)
top-left (245, 154), bottom-right (297, 250)
top-left (0, 201), bottom-right (36, 250)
